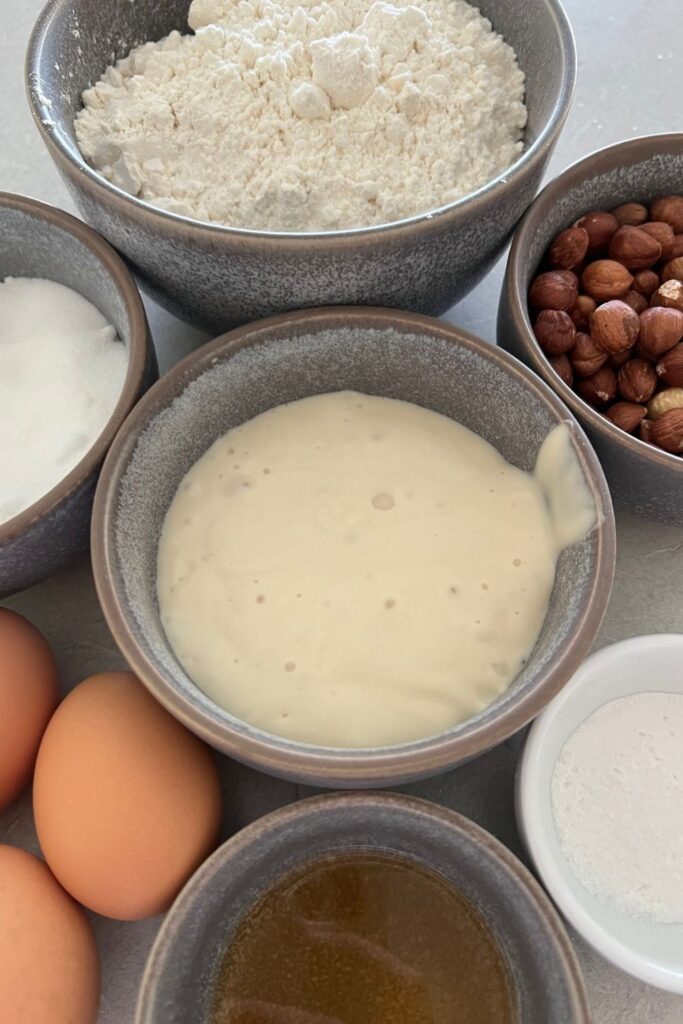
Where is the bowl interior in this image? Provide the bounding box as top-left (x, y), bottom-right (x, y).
top-left (518, 635), bottom-right (683, 992)
top-left (138, 796), bottom-right (587, 1023)
top-left (30, 0), bottom-right (571, 233)
top-left (102, 312), bottom-right (610, 779)
top-left (0, 195), bottom-right (134, 346)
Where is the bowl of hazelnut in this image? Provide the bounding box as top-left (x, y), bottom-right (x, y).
top-left (499, 134), bottom-right (683, 523)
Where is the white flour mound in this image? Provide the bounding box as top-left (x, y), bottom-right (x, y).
top-left (75, 0), bottom-right (526, 232)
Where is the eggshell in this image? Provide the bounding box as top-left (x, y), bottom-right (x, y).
top-left (34, 670), bottom-right (222, 920)
top-left (0, 608), bottom-right (59, 810)
top-left (0, 844), bottom-right (100, 1023)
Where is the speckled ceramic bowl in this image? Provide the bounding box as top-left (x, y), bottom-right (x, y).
top-left (0, 192), bottom-right (156, 597)
top-left (136, 793), bottom-right (590, 1023)
top-left (92, 307), bottom-right (615, 787)
top-left (499, 134), bottom-right (683, 524)
top-left (27, 0), bottom-right (575, 333)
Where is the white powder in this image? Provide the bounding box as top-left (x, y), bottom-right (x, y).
top-left (551, 692), bottom-right (683, 923)
top-left (0, 278), bottom-right (128, 525)
top-left (75, 0), bottom-right (526, 232)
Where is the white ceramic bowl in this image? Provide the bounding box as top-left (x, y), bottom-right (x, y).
top-left (517, 635), bottom-right (683, 993)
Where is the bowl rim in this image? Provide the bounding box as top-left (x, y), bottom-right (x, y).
top-left (91, 305), bottom-right (616, 786)
top-left (136, 791), bottom-right (591, 1023)
top-left (26, 0), bottom-right (576, 244)
top-left (503, 132), bottom-right (683, 478)
top-left (517, 633), bottom-right (683, 993)
top-left (0, 191), bottom-right (150, 544)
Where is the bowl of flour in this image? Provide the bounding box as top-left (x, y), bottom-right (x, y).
top-left (0, 193), bottom-right (156, 595)
top-left (28, 0), bottom-right (575, 331)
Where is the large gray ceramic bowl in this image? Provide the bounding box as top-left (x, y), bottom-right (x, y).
top-left (137, 793), bottom-right (590, 1023)
top-left (499, 134), bottom-right (683, 524)
top-left (92, 307), bottom-right (615, 788)
top-left (27, 0), bottom-right (575, 333)
top-left (0, 192), bottom-right (156, 597)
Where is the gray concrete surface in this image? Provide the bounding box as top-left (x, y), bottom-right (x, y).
top-left (2, 1), bottom-right (683, 1020)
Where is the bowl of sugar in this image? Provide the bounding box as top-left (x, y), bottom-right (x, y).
top-left (0, 192), bottom-right (156, 596)
top-left (518, 633), bottom-right (683, 993)
top-left (92, 306), bottom-right (615, 788)
top-left (28, 0), bottom-right (575, 331)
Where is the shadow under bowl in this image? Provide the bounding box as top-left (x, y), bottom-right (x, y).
top-left (498, 133), bottom-right (683, 525)
top-left (28, 0), bottom-right (575, 332)
top-left (136, 793), bottom-right (590, 1023)
top-left (0, 192), bottom-right (156, 597)
top-left (92, 306), bottom-right (615, 788)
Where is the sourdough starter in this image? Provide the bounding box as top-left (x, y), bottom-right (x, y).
top-left (157, 393), bottom-right (594, 747)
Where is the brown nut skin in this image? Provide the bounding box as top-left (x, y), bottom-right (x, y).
top-left (638, 306), bottom-right (683, 359)
top-left (623, 290), bottom-right (649, 315)
top-left (574, 211), bottom-right (619, 253)
top-left (549, 353), bottom-right (574, 388)
top-left (611, 202), bottom-right (648, 227)
top-left (608, 349), bottom-right (632, 369)
top-left (608, 226), bottom-right (662, 270)
top-left (656, 344), bottom-right (683, 387)
top-left (617, 358), bottom-right (657, 403)
top-left (671, 236), bottom-right (683, 259)
top-left (581, 260), bottom-right (633, 302)
top-left (649, 407), bottom-right (683, 453)
top-left (590, 300), bottom-right (640, 354)
top-left (651, 280), bottom-right (683, 314)
top-left (569, 295), bottom-right (597, 330)
top-left (661, 257), bottom-right (683, 283)
top-left (570, 332), bottom-right (609, 377)
top-left (529, 270), bottom-right (579, 311)
top-left (648, 387), bottom-right (683, 420)
top-left (632, 269), bottom-right (660, 297)
top-left (640, 418), bottom-right (653, 444)
top-left (605, 401), bottom-right (647, 433)
top-left (548, 227), bottom-right (590, 270)
top-left (533, 310), bottom-right (576, 355)
top-left (577, 366), bottom-right (618, 407)
top-left (640, 221), bottom-right (675, 258)
top-left (650, 195), bottom-right (683, 234)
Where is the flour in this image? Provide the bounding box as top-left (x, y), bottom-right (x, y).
top-left (551, 692), bottom-right (683, 923)
top-left (75, 0), bottom-right (526, 232)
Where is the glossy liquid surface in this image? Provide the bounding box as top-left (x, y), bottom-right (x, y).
top-left (212, 852), bottom-right (515, 1024)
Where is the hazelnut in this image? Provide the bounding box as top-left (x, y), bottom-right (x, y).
top-left (661, 257), bottom-right (683, 283)
top-left (608, 349), bottom-right (632, 369)
top-left (670, 235), bottom-right (683, 259)
top-left (632, 269), bottom-right (660, 297)
top-left (651, 279), bottom-right (683, 314)
top-left (574, 210), bottom-right (619, 252)
top-left (611, 202), bottom-right (648, 227)
top-left (548, 227), bottom-right (590, 270)
top-left (650, 195), bottom-right (683, 234)
top-left (605, 401), bottom-right (647, 433)
top-left (549, 353), bottom-right (574, 388)
top-left (656, 343), bottom-right (683, 387)
top-left (577, 366), bottom-right (617, 406)
top-left (569, 295), bottom-right (597, 330)
top-left (623, 290), bottom-right (649, 315)
top-left (581, 260), bottom-right (633, 302)
top-left (608, 226), bottom-right (662, 269)
top-left (569, 332), bottom-right (608, 377)
top-left (533, 310), bottom-right (576, 354)
top-left (617, 358), bottom-right (657, 403)
top-left (529, 270), bottom-right (579, 311)
top-left (647, 387), bottom-right (683, 420)
top-left (649, 407), bottom-right (683, 453)
top-left (638, 306), bottom-right (683, 359)
top-left (590, 300), bottom-right (640, 354)
top-left (640, 221), bottom-right (675, 258)
top-left (640, 419), bottom-right (653, 444)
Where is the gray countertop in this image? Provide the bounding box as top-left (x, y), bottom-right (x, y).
top-left (2, 1), bottom-right (683, 1021)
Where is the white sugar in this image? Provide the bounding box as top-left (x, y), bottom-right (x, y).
top-left (0, 277), bottom-right (128, 524)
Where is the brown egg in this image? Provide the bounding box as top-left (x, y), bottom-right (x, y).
top-left (0, 845), bottom-right (99, 1023)
top-left (34, 671), bottom-right (222, 920)
top-left (0, 608), bottom-right (59, 810)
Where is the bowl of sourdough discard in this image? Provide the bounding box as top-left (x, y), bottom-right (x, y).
top-left (28, 0), bottom-right (575, 331)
